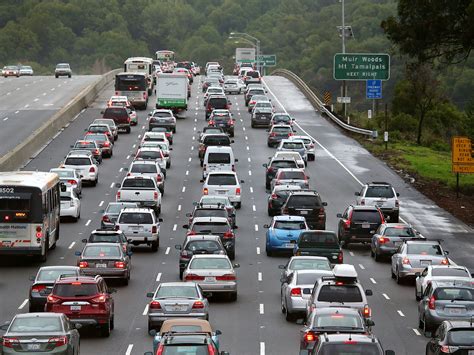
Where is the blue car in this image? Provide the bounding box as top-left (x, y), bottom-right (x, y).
top-left (264, 215), bottom-right (308, 256)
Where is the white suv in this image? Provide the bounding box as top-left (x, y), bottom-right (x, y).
top-left (201, 172), bottom-right (243, 209)
top-left (116, 208), bottom-right (162, 251)
top-left (355, 182), bottom-right (400, 222)
top-left (61, 152), bottom-right (98, 186)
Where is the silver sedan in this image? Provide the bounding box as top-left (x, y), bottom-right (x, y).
top-left (279, 256), bottom-right (333, 281)
top-left (146, 282), bottom-right (209, 331)
top-left (183, 255), bottom-right (239, 301)
top-left (50, 168), bottom-right (83, 197)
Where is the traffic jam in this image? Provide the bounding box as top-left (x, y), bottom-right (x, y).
top-left (0, 53), bottom-right (473, 355)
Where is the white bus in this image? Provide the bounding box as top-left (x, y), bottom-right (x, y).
top-left (124, 57), bottom-right (154, 94)
top-left (156, 50), bottom-right (175, 73)
top-left (115, 72), bottom-right (148, 109)
top-left (0, 171), bottom-right (60, 262)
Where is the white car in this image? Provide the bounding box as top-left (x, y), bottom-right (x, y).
top-left (224, 78), bottom-right (244, 94)
top-left (127, 160), bottom-right (165, 193)
top-left (204, 87), bottom-right (225, 105)
top-left (61, 153), bottom-right (99, 186)
top-left (60, 188), bottom-right (81, 222)
top-left (19, 65), bottom-right (34, 76)
top-left (50, 168), bottom-right (82, 197)
top-left (277, 139), bottom-right (307, 163)
top-left (273, 151), bottom-right (305, 169)
top-left (116, 207), bottom-right (161, 251)
top-left (415, 265), bottom-right (472, 300)
top-left (290, 135), bottom-right (316, 161)
top-left (201, 172), bottom-right (243, 209)
top-left (355, 182), bottom-right (400, 222)
top-left (135, 148), bottom-right (167, 176)
top-left (141, 131), bottom-right (169, 146)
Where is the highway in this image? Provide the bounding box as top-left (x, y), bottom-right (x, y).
top-left (0, 75), bottom-right (100, 157)
top-left (0, 74), bottom-right (472, 355)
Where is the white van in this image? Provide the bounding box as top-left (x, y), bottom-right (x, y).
top-left (203, 146), bottom-right (237, 178)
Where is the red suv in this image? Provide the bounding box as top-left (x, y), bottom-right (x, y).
top-left (45, 276), bottom-right (115, 337)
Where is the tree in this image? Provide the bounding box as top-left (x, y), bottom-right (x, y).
top-left (381, 0), bottom-right (474, 64)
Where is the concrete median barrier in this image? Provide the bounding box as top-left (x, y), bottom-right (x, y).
top-left (0, 69), bottom-right (120, 171)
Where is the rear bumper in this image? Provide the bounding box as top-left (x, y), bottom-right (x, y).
top-left (0, 246), bottom-right (42, 255)
top-left (126, 234), bottom-right (159, 244)
top-left (376, 244), bottom-right (399, 255)
top-left (195, 281), bottom-right (237, 293)
top-left (81, 268), bottom-right (128, 278)
top-left (60, 206), bottom-right (78, 217)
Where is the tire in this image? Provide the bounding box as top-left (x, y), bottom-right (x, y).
top-left (284, 303), bottom-right (294, 322)
top-left (151, 240), bottom-right (159, 252)
top-left (126, 127), bottom-right (131, 134)
top-left (123, 275), bottom-right (129, 286)
top-left (396, 268), bottom-right (403, 284)
top-left (268, 208), bottom-right (275, 217)
top-left (370, 248), bottom-right (375, 258)
top-left (39, 236), bottom-right (49, 262)
top-left (200, 160), bottom-right (203, 167)
top-left (148, 321), bottom-right (154, 333)
top-left (266, 248), bottom-right (273, 257)
top-left (251, 122), bottom-right (255, 128)
top-left (235, 202), bottom-right (241, 209)
top-left (92, 179), bottom-right (97, 187)
top-left (55, 75), bottom-right (58, 78)
top-left (374, 251), bottom-right (382, 262)
top-left (415, 288), bottom-right (421, 301)
top-left (101, 319), bottom-right (111, 337)
top-left (110, 316), bottom-right (114, 330)
top-left (228, 292), bottom-right (237, 302)
top-left (68, 74), bottom-right (71, 78)
top-left (179, 269), bottom-right (183, 280)
top-left (391, 267), bottom-right (396, 279)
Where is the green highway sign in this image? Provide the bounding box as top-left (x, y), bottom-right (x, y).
top-left (257, 54), bottom-right (277, 66)
top-left (334, 53), bottom-right (390, 81)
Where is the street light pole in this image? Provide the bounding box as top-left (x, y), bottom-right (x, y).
top-left (341, 0), bottom-right (347, 120)
top-left (229, 32), bottom-right (261, 72)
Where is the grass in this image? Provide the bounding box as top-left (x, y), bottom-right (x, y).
top-left (360, 141), bottom-right (474, 193)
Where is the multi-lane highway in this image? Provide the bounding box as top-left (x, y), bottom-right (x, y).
top-left (0, 74), bottom-right (472, 355)
top-left (0, 75), bottom-right (100, 157)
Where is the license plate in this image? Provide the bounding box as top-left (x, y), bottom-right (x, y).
top-left (284, 243), bottom-right (294, 248)
top-left (70, 305), bottom-right (81, 311)
top-left (217, 190), bottom-right (226, 195)
top-left (448, 308), bottom-right (463, 315)
top-left (420, 260), bottom-right (431, 266)
top-left (171, 305), bottom-right (186, 312)
top-left (362, 223), bottom-right (370, 229)
top-left (300, 210), bottom-right (309, 215)
top-left (1, 241), bottom-right (12, 247)
top-left (205, 277), bottom-right (216, 282)
top-left (27, 343), bottom-right (41, 351)
top-left (96, 263), bottom-right (107, 268)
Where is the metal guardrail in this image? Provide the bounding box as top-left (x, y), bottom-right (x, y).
top-left (271, 69), bottom-right (378, 138)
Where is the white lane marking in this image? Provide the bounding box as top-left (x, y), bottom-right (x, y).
top-left (138, 134), bottom-right (142, 139)
top-left (126, 344), bottom-right (134, 355)
top-left (50, 88), bottom-right (55, 91)
top-left (132, 144), bottom-right (136, 148)
top-left (142, 304), bottom-right (149, 316)
top-left (14, 110), bottom-right (19, 114)
top-left (250, 187), bottom-right (254, 193)
top-left (245, 136), bottom-right (248, 140)
top-left (99, 200), bottom-right (104, 207)
top-left (165, 247), bottom-right (170, 255)
top-left (191, 146), bottom-right (194, 151)
top-left (119, 168), bottom-right (124, 172)
top-left (178, 205), bottom-right (182, 211)
top-left (397, 310), bottom-right (405, 317)
top-left (248, 157), bottom-right (251, 162)
top-left (42, 92), bottom-right (46, 96)
top-left (85, 219), bottom-right (91, 226)
top-left (248, 170), bottom-right (252, 176)
top-left (34, 98), bottom-right (39, 102)
top-left (173, 224), bottom-right (177, 231)
top-left (259, 303), bottom-right (264, 314)
top-left (243, 127), bottom-right (246, 131)
top-left (382, 293), bottom-right (390, 300)
top-left (182, 186), bottom-right (186, 192)
top-left (6, 92), bottom-right (11, 95)
top-left (185, 170), bottom-right (189, 175)
top-left (188, 157), bottom-right (192, 162)
top-left (246, 146), bottom-right (250, 151)
top-left (24, 104), bottom-right (29, 108)
top-left (252, 205), bottom-right (256, 212)
top-left (260, 342), bottom-right (265, 355)
top-left (369, 278), bottom-right (377, 284)
top-left (68, 242), bottom-right (76, 249)
top-left (126, 155), bottom-right (130, 159)
top-left (18, 299), bottom-right (28, 310)
top-left (258, 272), bottom-right (262, 281)
top-left (255, 224), bottom-right (259, 232)
top-left (192, 136), bottom-right (195, 140)
top-left (256, 247), bottom-right (261, 255)
top-left (358, 264), bottom-right (365, 270)
top-left (349, 251), bottom-right (354, 256)
top-left (156, 272), bottom-right (162, 282)
top-left (3, 117), bottom-right (8, 121)
top-left (193, 127), bottom-right (196, 131)
top-left (16, 87), bottom-right (20, 91)
top-left (413, 328), bottom-right (421, 336)
top-left (110, 182), bottom-right (114, 188)
top-left (141, 125), bottom-right (145, 129)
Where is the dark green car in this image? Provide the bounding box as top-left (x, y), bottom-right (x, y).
top-left (293, 230), bottom-right (343, 264)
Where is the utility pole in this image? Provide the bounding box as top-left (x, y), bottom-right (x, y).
top-left (341, 0), bottom-right (347, 121)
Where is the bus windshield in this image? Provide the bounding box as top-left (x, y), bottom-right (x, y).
top-left (115, 75), bottom-right (146, 91)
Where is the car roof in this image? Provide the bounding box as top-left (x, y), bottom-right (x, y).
top-left (290, 256), bottom-right (330, 262)
top-left (272, 185), bottom-right (303, 192)
top-left (38, 265), bottom-right (79, 271)
top-left (430, 280), bottom-right (474, 288)
top-left (332, 264), bottom-right (358, 279)
top-left (322, 333), bottom-right (379, 343)
top-left (271, 124), bottom-right (292, 129)
top-left (160, 319), bottom-right (212, 334)
top-left (207, 171), bottom-right (236, 176)
top-left (277, 168), bottom-right (305, 173)
top-left (131, 160), bottom-right (157, 165)
top-left (14, 312), bottom-right (63, 319)
top-left (350, 205), bottom-right (380, 211)
top-left (66, 153), bottom-right (91, 158)
top-left (273, 215), bottom-right (306, 222)
top-left (444, 320), bottom-right (474, 329)
top-left (91, 229), bottom-right (123, 235)
top-left (429, 265), bottom-right (468, 271)
top-left (84, 242), bottom-right (122, 248)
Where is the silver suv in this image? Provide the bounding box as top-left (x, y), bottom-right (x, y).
top-left (355, 182), bottom-right (400, 222)
top-left (116, 208), bottom-right (162, 251)
top-left (55, 63), bottom-right (72, 78)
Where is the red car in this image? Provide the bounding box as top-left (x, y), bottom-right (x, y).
top-left (45, 276), bottom-right (115, 337)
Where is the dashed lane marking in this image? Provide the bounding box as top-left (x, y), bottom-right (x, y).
top-left (382, 293), bottom-right (390, 300)
top-left (142, 305), bottom-right (148, 316)
top-left (156, 272), bottom-right (162, 282)
top-left (256, 247), bottom-right (261, 255)
top-left (68, 242), bottom-right (76, 249)
top-left (259, 303), bottom-right (264, 314)
top-left (369, 278), bottom-right (377, 284)
top-left (255, 224), bottom-right (259, 232)
top-left (173, 224), bottom-right (177, 231)
top-left (253, 205), bottom-right (256, 212)
top-left (99, 200), bottom-right (104, 207)
top-left (85, 219), bottom-right (91, 226)
top-left (18, 299), bottom-right (28, 310)
top-left (165, 247), bottom-right (170, 255)
top-left (258, 272), bottom-right (262, 281)
top-left (397, 310), bottom-right (405, 317)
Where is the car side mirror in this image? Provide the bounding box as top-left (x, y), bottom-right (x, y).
top-left (385, 351), bottom-right (395, 355)
top-left (199, 179), bottom-right (204, 183)
top-left (262, 163), bottom-right (267, 168)
top-left (322, 202), bottom-right (328, 206)
top-left (354, 192), bottom-right (360, 196)
top-left (148, 113), bottom-right (152, 116)
top-left (280, 277), bottom-right (287, 283)
top-left (263, 224), bottom-right (270, 229)
top-left (336, 213), bottom-right (342, 218)
top-left (278, 265), bottom-right (285, 269)
top-left (215, 329), bottom-right (222, 335)
top-left (231, 140), bottom-right (235, 143)
top-left (170, 147), bottom-right (173, 150)
top-left (175, 245), bottom-right (182, 250)
top-left (396, 193), bottom-right (400, 197)
top-left (240, 180), bottom-right (245, 183)
top-left (127, 251), bottom-right (133, 257)
top-left (306, 176), bottom-right (310, 179)
top-left (146, 292), bottom-right (154, 298)
top-left (365, 289), bottom-right (373, 296)
top-left (115, 183), bottom-right (121, 188)
top-left (70, 145), bottom-right (74, 148)
top-left (0, 322), bottom-right (10, 331)
top-left (233, 225), bottom-right (238, 230)
top-left (158, 218), bottom-right (163, 222)
top-left (99, 209), bottom-right (105, 213)
top-left (182, 224), bottom-right (189, 229)
top-left (233, 263), bottom-right (240, 268)
top-left (74, 251), bottom-right (81, 256)
top-left (81, 239), bottom-right (87, 243)
top-left (148, 329), bottom-right (157, 336)
top-left (234, 158), bottom-right (238, 162)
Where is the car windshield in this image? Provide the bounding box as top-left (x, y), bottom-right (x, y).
top-left (153, 112), bottom-right (172, 118)
top-left (207, 174), bottom-right (237, 186)
top-left (351, 211), bottom-right (381, 223)
top-left (156, 286), bottom-right (198, 299)
top-left (279, 171), bottom-right (305, 180)
top-left (315, 314), bottom-right (363, 329)
top-left (137, 151), bottom-right (161, 160)
top-left (273, 115), bottom-right (291, 122)
top-left (432, 268), bottom-right (470, 277)
top-left (298, 233), bottom-right (339, 247)
top-left (406, 243), bottom-right (443, 256)
top-left (384, 227), bottom-right (415, 237)
top-left (448, 329), bottom-right (474, 345)
top-left (434, 287), bottom-right (474, 301)
top-left (54, 283), bottom-right (98, 297)
top-left (74, 141), bottom-right (96, 148)
top-left (200, 196), bottom-right (229, 205)
top-left (90, 233), bottom-right (121, 243)
top-left (192, 222), bottom-right (229, 234)
top-left (106, 203), bottom-right (136, 214)
top-left (89, 126), bottom-right (108, 133)
top-left (64, 157), bottom-right (91, 166)
top-left (10, 317), bottom-right (62, 333)
top-left (131, 164), bottom-right (157, 173)
top-left (83, 245), bottom-right (121, 258)
top-left (190, 258), bottom-right (231, 269)
top-left (274, 220), bottom-right (306, 230)
top-left (282, 142), bottom-right (304, 149)
top-left (318, 285), bottom-right (363, 303)
top-left (289, 259), bottom-right (332, 271)
top-left (365, 186), bottom-right (395, 198)
top-left (85, 134), bottom-right (106, 141)
top-left (186, 240), bottom-right (222, 252)
top-left (60, 195), bottom-right (72, 201)
top-left (207, 153), bottom-right (231, 164)
top-left (319, 343), bottom-right (381, 354)
top-left (297, 273), bottom-right (324, 285)
top-left (287, 195), bottom-right (322, 208)
top-left (250, 90), bottom-right (265, 96)
top-left (37, 268), bottom-right (77, 281)
top-left (119, 212), bottom-right (153, 224)
top-left (122, 178), bottom-right (155, 188)
top-left (208, 98), bottom-right (227, 108)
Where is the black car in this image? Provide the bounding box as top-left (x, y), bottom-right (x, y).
top-left (198, 134), bottom-right (233, 163)
top-left (187, 206), bottom-right (235, 228)
top-left (267, 184), bottom-right (303, 216)
top-left (28, 266), bottom-right (80, 312)
top-left (175, 235), bottom-right (226, 279)
top-left (426, 320), bottom-right (474, 354)
top-left (251, 107), bottom-right (273, 128)
top-left (102, 106), bottom-right (131, 133)
top-left (337, 205), bottom-right (385, 248)
top-left (267, 125), bottom-right (294, 147)
top-left (281, 191), bottom-right (328, 230)
top-left (148, 109), bottom-right (177, 133)
top-left (208, 114), bottom-right (235, 137)
top-left (293, 231), bottom-right (343, 264)
top-left (263, 157), bottom-right (299, 189)
top-left (205, 95), bottom-right (231, 119)
top-left (310, 333), bottom-right (394, 355)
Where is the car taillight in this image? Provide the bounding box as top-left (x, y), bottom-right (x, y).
top-left (154, 191), bottom-right (159, 200)
top-left (150, 300), bottom-right (162, 309)
top-left (236, 187), bottom-right (241, 195)
top-left (338, 251), bottom-right (343, 263)
top-left (116, 191), bottom-right (121, 199)
top-left (395, 200), bottom-right (400, 208)
top-left (441, 258), bottom-right (449, 265)
top-left (103, 141), bottom-right (110, 147)
top-left (48, 336), bottom-right (68, 347)
top-left (288, 132), bottom-right (293, 137)
top-left (270, 132), bottom-right (276, 137)
top-left (309, 143), bottom-right (314, 148)
top-left (229, 120), bottom-right (234, 125)
top-left (31, 285), bottom-right (47, 293)
top-left (79, 261), bottom-right (89, 268)
top-left (203, 188), bottom-right (209, 195)
top-left (36, 226), bottom-right (42, 239)
top-left (402, 257), bottom-right (411, 265)
top-left (152, 226), bottom-right (157, 233)
top-left (304, 331), bottom-right (318, 343)
top-left (181, 250), bottom-right (191, 259)
top-left (216, 274), bottom-right (236, 281)
top-left (46, 294), bottom-right (61, 304)
top-left (2, 337), bottom-right (19, 348)
top-left (156, 175), bottom-right (162, 182)
top-left (267, 167), bottom-right (274, 173)
top-left (290, 288), bottom-right (302, 297)
top-left (208, 120), bottom-right (215, 125)
top-left (94, 149), bottom-right (100, 155)
top-left (362, 305), bottom-right (371, 318)
top-left (192, 301), bottom-right (205, 309)
top-left (187, 230), bottom-right (196, 236)
top-left (92, 294), bottom-right (107, 303)
top-left (185, 274), bottom-right (205, 281)
top-left (343, 220), bottom-right (351, 229)
top-left (270, 193), bottom-right (278, 200)
top-left (428, 295), bottom-right (436, 310)
top-left (67, 179), bottom-right (77, 185)
top-left (378, 237), bottom-right (389, 244)
top-left (223, 231), bottom-right (234, 239)
top-left (89, 167), bottom-right (95, 173)
top-left (102, 215), bottom-right (110, 223)
top-left (114, 261), bottom-right (125, 269)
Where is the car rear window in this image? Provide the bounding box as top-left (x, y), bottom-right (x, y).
top-left (192, 222), bottom-right (229, 234)
top-left (318, 285), bottom-right (363, 303)
top-left (106, 203), bottom-right (136, 214)
top-left (208, 98), bottom-right (227, 108)
top-left (384, 227), bottom-right (415, 237)
top-left (279, 171), bottom-right (306, 180)
top-left (54, 283), bottom-right (99, 297)
top-left (434, 287), bottom-right (474, 301)
top-left (131, 164), bottom-right (157, 173)
top-left (90, 233), bottom-right (121, 243)
top-left (351, 211), bottom-right (382, 223)
top-left (297, 273), bottom-right (323, 285)
top-left (207, 174), bottom-right (237, 185)
top-left (189, 258), bottom-right (231, 269)
top-left (315, 314), bottom-right (363, 329)
top-left (298, 232), bottom-right (338, 247)
top-left (85, 134), bottom-right (106, 141)
top-left (186, 240), bottom-right (222, 253)
top-left (74, 142), bottom-right (95, 148)
top-left (119, 212), bottom-right (153, 224)
top-left (153, 111), bottom-right (172, 118)
top-left (273, 115), bottom-right (291, 122)
top-left (274, 220), bottom-right (306, 230)
top-left (432, 268), bottom-right (470, 277)
top-left (122, 178), bottom-right (155, 189)
top-left (248, 71), bottom-right (260, 78)
top-left (10, 317), bottom-right (62, 333)
top-left (256, 102), bottom-right (272, 108)
top-left (37, 269), bottom-right (78, 282)
top-left (104, 108), bottom-right (127, 118)
top-left (203, 136), bottom-right (231, 146)
top-left (207, 153), bottom-right (231, 164)
top-left (406, 243), bottom-right (443, 256)
top-left (271, 161), bottom-right (297, 169)
top-left (272, 126), bottom-right (291, 133)
top-left (365, 186), bottom-right (395, 198)
top-left (249, 89), bottom-right (265, 96)
top-left (319, 343), bottom-right (381, 355)
top-left (156, 285), bottom-right (198, 298)
top-left (83, 245), bottom-right (121, 258)
top-left (64, 157), bottom-right (91, 166)
top-left (137, 151), bottom-right (161, 160)
top-left (287, 195), bottom-right (322, 208)
top-left (53, 170), bottom-right (74, 178)
top-left (290, 259), bottom-right (332, 271)
top-left (448, 329), bottom-right (474, 345)
top-left (163, 345), bottom-right (208, 353)
top-left (60, 195), bottom-right (72, 201)
top-left (282, 142), bottom-right (304, 149)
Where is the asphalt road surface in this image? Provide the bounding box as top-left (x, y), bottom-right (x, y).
top-left (0, 75), bottom-right (472, 355)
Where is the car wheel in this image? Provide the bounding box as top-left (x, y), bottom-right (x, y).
top-left (391, 266), bottom-right (396, 279)
top-left (101, 320), bottom-right (111, 337)
top-left (68, 74), bottom-right (71, 78)
top-left (179, 269), bottom-right (183, 280)
top-left (396, 268), bottom-right (403, 284)
top-left (151, 240), bottom-right (159, 252)
top-left (55, 75), bottom-right (58, 78)
top-left (415, 288), bottom-right (421, 301)
top-left (123, 276), bottom-right (129, 286)
top-left (266, 248), bottom-right (273, 257)
top-left (92, 179), bottom-right (97, 187)
top-left (268, 208), bottom-right (274, 217)
top-left (370, 248), bottom-right (375, 258)
top-left (148, 321), bottom-right (154, 332)
top-left (228, 250), bottom-right (235, 260)
top-left (235, 202), bottom-right (241, 209)
top-left (284, 303), bottom-right (294, 322)
top-left (110, 315), bottom-right (115, 330)
top-left (126, 127), bottom-right (131, 134)
top-left (374, 251), bottom-right (381, 262)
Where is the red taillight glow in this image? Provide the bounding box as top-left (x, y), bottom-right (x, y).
top-left (150, 300), bottom-right (162, 309)
top-left (79, 261), bottom-right (89, 268)
top-left (441, 258), bottom-right (449, 265)
top-left (156, 175), bottom-right (162, 182)
top-left (223, 231), bottom-right (234, 239)
top-left (67, 179), bottom-right (77, 185)
top-left (154, 191), bottom-right (159, 200)
top-left (116, 191), bottom-right (121, 199)
top-left (304, 331), bottom-right (317, 343)
top-left (203, 188), bottom-right (209, 195)
top-left (89, 167), bottom-right (95, 173)
top-left (236, 187), bottom-right (241, 195)
top-left (47, 294), bottom-right (61, 304)
top-left (2, 337), bottom-right (19, 348)
top-left (192, 301), bottom-right (205, 309)
top-left (428, 296), bottom-right (436, 310)
top-left (185, 274), bottom-right (205, 281)
top-left (36, 225), bottom-right (43, 238)
top-left (91, 294), bottom-right (107, 303)
top-left (102, 215), bottom-right (110, 223)
top-left (338, 251), bottom-right (343, 263)
top-left (290, 288), bottom-right (302, 297)
top-left (402, 257), bottom-right (410, 265)
top-left (152, 226), bottom-right (157, 233)
top-left (363, 305), bottom-right (371, 318)
top-left (216, 274), bottom-right (236, 281)
top-left (114, 261), bottom-right (125, 269)
top-left (31, 285), bottom-right (46, 293)
top-left (48, 336), bottom-right (68, 347)
top-left (378, 237), bottom-right (389, 244)
top-left (103, 141), bottom-right (110, 147)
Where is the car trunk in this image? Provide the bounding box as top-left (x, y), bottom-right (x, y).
top-left (4, 332), bottom-right (66, 352)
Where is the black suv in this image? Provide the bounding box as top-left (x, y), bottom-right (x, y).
top-left (281, 191), bottom-right (328, 230)
top-left (102, 107), bottom-right (131, 133)
top-left (208, 114), bottom-right (235, 137)
top-left (186, 205), bottom-right (235, 228)
top-left (310, 333), bottom-right (394, 355)
top-left (263, 157), bottom-right (299, 189)
top-left (337, 205), bottom-right (385, 248)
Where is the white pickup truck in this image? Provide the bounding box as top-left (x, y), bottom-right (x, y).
top-left (116, 176), bottom-right (162, 215)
